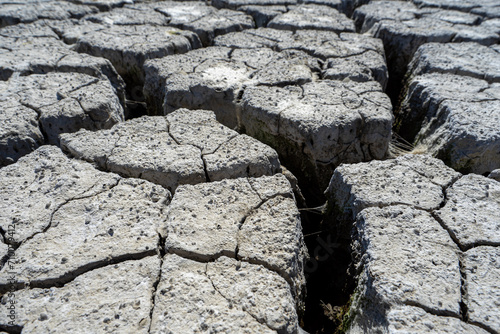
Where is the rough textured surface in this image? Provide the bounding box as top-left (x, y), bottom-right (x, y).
top-left (2, 0), bottom-right (499, 333)
top-left (144, 46), bottom-right (321, 123)
top-left (0, 175), bottom-right (169, 289)
top-left (353, 0), bottom-right (499, 84)
top-left (407, 42), bottom-right (500, 83)
top-left (0, 256), bottom-right (161, 333)
top-left (397, 42), bottom-right (500, 175)
top-left (61, 109), bottom-right (281, 192)
top-left (399, 73), bottom-right (500, 174)
top-left (436, 174), bottom-right (500, 249)
top-left (0, 94), bottom-right (44, 167)
top-left (0, 72), bottom-right (124, 166)
top-left (0, 146), bottom-right (170, 289)
top-left (349, 304), bottom-right (489, 333)
top-left (214, 28), bottom-right (388, 88)
top-left (84, 1), bottom-right (254, 46)
top-left (238, 5), bottom-right (288, 27)
top-left (268, 4), bottom-right (355, 33)
top-left (144, 46), bottom-right (392, 190)
top-left (75, 23), bottom-right (201, 85)
top-left (0, 23), bottom-right (123, 95)
top-left (67, 0), bottom-right (133, 11)
top-left (242, 80), bottom-right (392, 189)
top-left (0, 146), bottom-right (304, 333)
top-left (150, 254), bottom-right (299, 333)
top-left (326, 154), bottom-right (499, 333)
top-left (145, 24), bottom-right (392, 192)
top-left (354, 205), bottom-right (462, 316)
top-left (0, 1), bottom-right (97, 27)
top-left (50, 20), bottom-right (201, 87)
top-left (464, 247), bottom-right (500, 333)
top-left (326, 154), bottom-right (460, 218)
top-left (162, 174), bottom-right (307, 297)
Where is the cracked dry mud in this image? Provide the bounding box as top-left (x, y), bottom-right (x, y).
top-left (0, 0), bottom-right (499, 333)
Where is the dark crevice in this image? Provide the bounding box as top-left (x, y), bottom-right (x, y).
top-left (0, 227), bottom-right (5, 243)
top-left (431, 212), bottom-right (465, 251)
top-left (458, 255), bottom-right (469, 323)
top-left (148, 234), bottom-right (166, 334)
top-left (166, 247), bottom-right (235, 265)
top-left (468, 320), bottom-right (498, 334)
top-left (201, 155), bottom-right (211, 182)
top-left (301, 206), bottom-right (355, 334)
top-left (165, 122), bottom-right (181, 145)
top-left (0, 324), bottom-right (23, 334)
top-left (430, 176), bottom-right (466, 251)
top-left (202, 133), bottom-right (239, 155)
top-left (18, 102), bottom-right (50, 145)
top-left (125, 99), bottom-right (148, 119)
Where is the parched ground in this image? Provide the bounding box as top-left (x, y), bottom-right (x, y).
top-left (0, 0), bottom-right (499, 333)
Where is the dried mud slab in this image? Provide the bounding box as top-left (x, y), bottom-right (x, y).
top-left (214, 28), bottom-right (388, 88)
top-left (242, 80), bottom-right (392, 189)
top-left (464, 247), bottom-right (500, 333)
top-left (0, 256), bottom-right (161, 333)
top-left (161, 174), bottom-right (307, 297)
top-left (326, 154), bottom-right (460, 218)
top-left (0, 72), bottom-right (124, 165)
top-left (61, 109), bottom-right (281, 192)
top-left (325, 154), bottom-right (499, 333)
top-left (0, 0), bottom-right (97, 27)
top-left (84, 1), bottom-right (254, 46)
top-left (144, 46), bottom-right (392, 190)
top-left (399, 73), bottom-right (500, 174)
top-left (398, 43), bottom-right (500, 174)
top-left (0, 22), bottom-right (126, 105)
top-left (268, 4), bottom-right (355, 33)
top-left (436, 174), bottom-right (500, 249)
top-left (0, 146), bottom-right (170, 290)
top-left (150, 254), bottom-right (299, 334)
top-left (353, 0), bottom-right (499, 83)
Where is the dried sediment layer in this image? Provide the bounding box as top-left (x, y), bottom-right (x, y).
top-left (144, 43), bottom-right (392, 190)
top-left (84, 1), bottom-right (254, 46)
top-left (61, 108), bottom-right (281, 192)
top-left (325, 154), bottom-right (499, 333)
top-left (353, 0), bottom-right (499, 83)
top-left (397, 42), bottom-right (500, 174)
top-left (162, 174), bottom-right (307, 299)
top-left (0, 146), bottom-right (306, 333)
top-left (0, 72), bottom-right (124, 166)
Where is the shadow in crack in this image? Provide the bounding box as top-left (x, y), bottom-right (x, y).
top-left (299, 209), bottom-right (355, 334)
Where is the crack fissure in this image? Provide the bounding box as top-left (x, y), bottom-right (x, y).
top-left (201, 155), bottom-right (211, 182)
top-left (204, 263), bottom-right (277, 333)
top-left (148, 233), bottom-right (165, 333)
top-left (458, 255), bottom-right (469, 323)
top-left (0, 178), bottom-right (123, 274)
top-left (402, 300), bottom-right (460, 318)
top-left (0, 249), bottom-right (156, 295)
top-left (18, 101), bottom-right (50, 144)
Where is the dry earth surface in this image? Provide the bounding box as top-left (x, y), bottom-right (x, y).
top-left (0, 0), bottom-right (498, 333)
